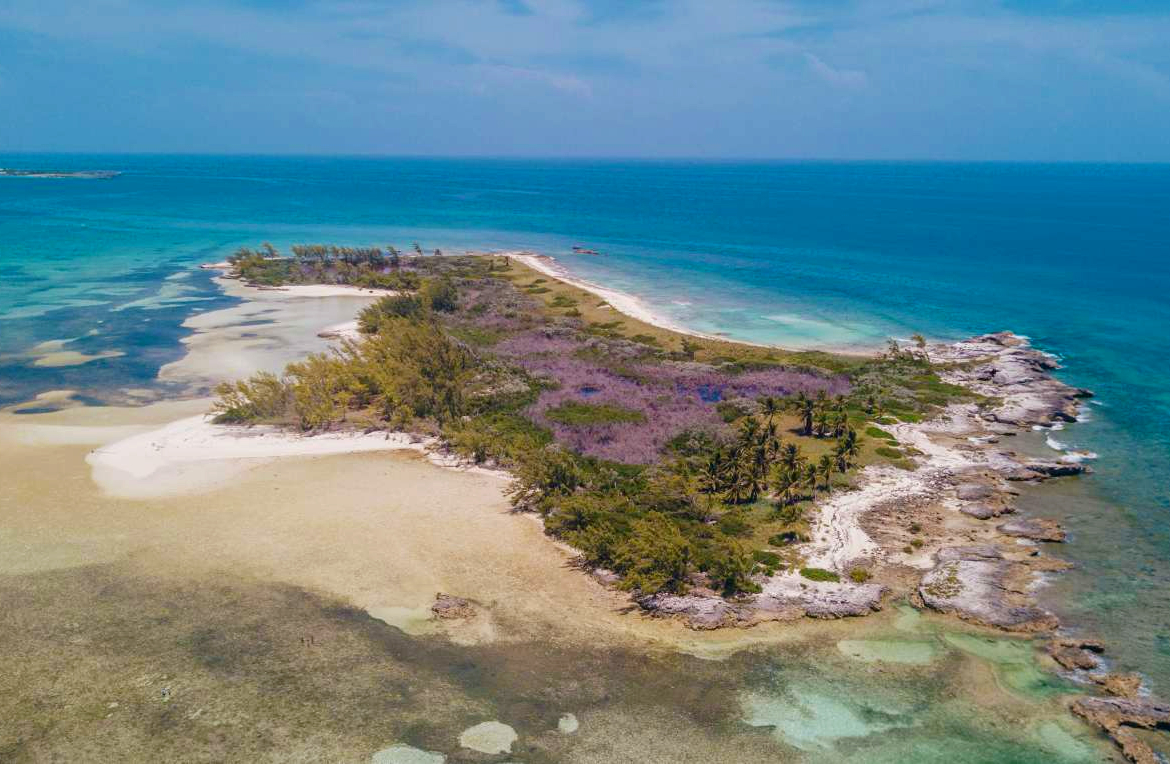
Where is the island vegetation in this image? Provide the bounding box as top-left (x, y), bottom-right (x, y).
top-left (214, 246), bottom-right (974, 599)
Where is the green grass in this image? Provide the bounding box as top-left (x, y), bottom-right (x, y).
top-left (865, 426), bottom-right (897, 441)
top-left (875, 446), bottom-right (904, 459)
top-left (544, 401), bottom-right (647, 426)
top-left (800, 567), bottom-right (840, 582)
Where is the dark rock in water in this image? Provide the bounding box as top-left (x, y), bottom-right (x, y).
top-left (997, 518), bottom-right (1066, 542)
top-left (431, 593), bottom-right (476, 620)
top-left (956, 483), bottom-right (995, 501)
top-left (1004, 467), bottom-right (1046, 482)
top-left (1071, 696), bottom-right (1170, 764)
top-left (918, 546), bottom-right (1059, 632)
top-left (1023, 461), bottom-right (1091, 478)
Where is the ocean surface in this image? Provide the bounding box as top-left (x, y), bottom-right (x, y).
top-left (2, 154), bottom-right (1169, 702)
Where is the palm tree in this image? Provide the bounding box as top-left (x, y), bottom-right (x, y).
top-left (803, 463), bottom-right (819, 498)
top-left (698, 452), bottom-right (726, 498)
top-left (762, 422), bottom-right (780, 460)
top-left (817, 454), bottom-right (834, 493)
top-left (726, 457), bottom-right (753, 504)
top-left (779, 442), bottom-right (805, 474)
top-left (760, 395), bottom-right (780, 427)
top-left (770, 464), bottom-right (797, 506)
top-left (834, 440), bottom-right (850, 473)
top-left (798, 393), bottom-right (815, 436)
top-left (814, 407), bottom-right (831, 437)
top-left (748, 443), bottom-right (770, 501)
top-left (739, 417), bottom-right (760, 447)
top-left (835, 428), bottom-right (861, 472)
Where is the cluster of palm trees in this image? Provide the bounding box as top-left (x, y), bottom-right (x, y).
top-left (694, 396), bottom-right (862, 510)
top-left (793, 390), bottom-right (852, 438)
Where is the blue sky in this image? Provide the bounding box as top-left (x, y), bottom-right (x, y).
top-left (1, 0), bottom-right (1168, 159)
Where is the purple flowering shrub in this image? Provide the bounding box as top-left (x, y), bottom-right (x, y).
top-left (491, 330), bottom-right (850, 464)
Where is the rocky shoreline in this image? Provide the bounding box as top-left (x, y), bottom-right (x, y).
top-left (637, 332), bottom-right (1167, 761)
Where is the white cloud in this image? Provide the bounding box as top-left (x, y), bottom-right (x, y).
top-left (804, 53), bottom-right (868, 88)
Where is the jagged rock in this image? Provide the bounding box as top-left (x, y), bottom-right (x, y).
top-left (1004, 467), bottom-right (1046, 482)
top-left (431, 593), bottom-right (476, 620)
top-left (1093, 672), bottom-right (1145, 699)
top-left (644, 593), bottom-right (746, 630)
top-left (1071, 696), bottom-right (1170, 764)
top-left (998, 518), bottom-right (1066, 542)
top-left (647, 577), bottom-right (886, 629)
top-left (1047, 639), bottom-right (1104, 671)
top-left (918, 546), bottom-right (1058, 632)
top-left (929, 332), bottom-right (1092, 428)
top-left (1023, 461), bottom-right (1091, 478)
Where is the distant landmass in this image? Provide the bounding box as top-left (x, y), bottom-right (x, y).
top-left (0, 168), bottom-right (120, 179)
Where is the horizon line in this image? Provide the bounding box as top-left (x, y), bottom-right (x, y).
top-left (2, 151), bottom-right (1168, 166)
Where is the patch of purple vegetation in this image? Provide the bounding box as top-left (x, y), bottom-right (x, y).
top-left (495, 330), bottom-right (581, 358)
top-left (491, 331), bottom-right (850, 464)
top-left (641, 362), bottom-right (850, 405)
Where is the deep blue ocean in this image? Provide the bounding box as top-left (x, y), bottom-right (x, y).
top-left (2, 155), bottom-right (1168, 688)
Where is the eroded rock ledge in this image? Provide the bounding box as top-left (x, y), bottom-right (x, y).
top-left (916, 546), bottom-right (1058, 632)
top-left (1071, 697), bottom-right (1170, 764)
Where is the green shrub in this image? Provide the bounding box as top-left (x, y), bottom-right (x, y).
top-left (614, 513), bottom-right (692, 595)
top-left (545, 401), bottom-right (646, 426)
top-left (849, 568), bottom-right (871, 583)
top-left (875, 446), bottom-right (904, 459)
top-left (358, 294), bottom-right (424, 331)
top-left (768, 531), bottom-right (807, 546)
top-left (800, 567), bottom-right (840, 582)
top-left (422, 277), bottom-right (459, 312)
top-left (911, 538), bottom-right (924, 549)
top-left (700, 538), bottom-right (758, 595)
top-left (718, 511), bottom-right (751, 537)
top-left (550, 294), bottom-right (578, 308)
top-left (753, 550), bottom-right (781, 567)
top-left (909, 522), bottom-right (922, 533)
top-left (865, 426), bottom-right (897, 441)
top-left (212, 372), bottom-right (290, 423)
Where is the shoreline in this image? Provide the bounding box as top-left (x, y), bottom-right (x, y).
top-left (500, 251), bottom-right (880, 357)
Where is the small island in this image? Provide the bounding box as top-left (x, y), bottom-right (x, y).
top-left (206, 243), bottom-right (1165, 763)
top-left (0, 168), bottom-right (121, 179)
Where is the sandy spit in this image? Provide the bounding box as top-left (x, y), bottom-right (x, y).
top-left (505, 252), bottom-right (774, 348)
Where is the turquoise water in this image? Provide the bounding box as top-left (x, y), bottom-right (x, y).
top-left (2, 155), bottom-right (1168, 690)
